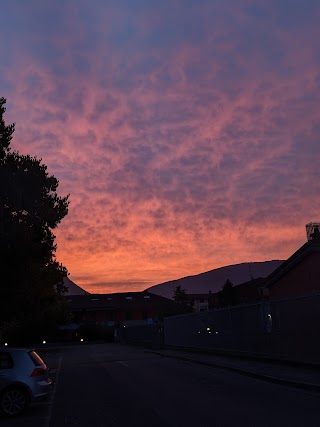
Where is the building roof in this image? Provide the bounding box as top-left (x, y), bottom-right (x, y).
top-left (265, 231), bottom-right (320, 289)
top-left (66, 291), bottom-right (175, 311)
top-left (235, 277), bottom-right (266, 291)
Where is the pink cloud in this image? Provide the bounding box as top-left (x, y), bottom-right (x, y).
top-left (1, 1), bottom-right (320, 292)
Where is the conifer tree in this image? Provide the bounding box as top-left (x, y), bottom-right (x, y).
top-left (0, 97), bottom-right (70, 344)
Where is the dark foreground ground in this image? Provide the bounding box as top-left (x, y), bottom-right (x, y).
top-left (1, 343), bottom-right (320, 426)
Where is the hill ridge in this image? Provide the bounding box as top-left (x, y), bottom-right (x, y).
top-left (147, 260), bottom-right (284, 299)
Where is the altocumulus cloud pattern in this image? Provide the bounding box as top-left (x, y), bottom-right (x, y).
top-left (1, 0), bottom-right (320, 292)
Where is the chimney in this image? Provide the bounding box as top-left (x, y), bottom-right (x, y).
top-left (306, 222), bottom-right (320, 241)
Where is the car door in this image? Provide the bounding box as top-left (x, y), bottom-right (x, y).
top-left (0, 351), bottom-right (15, 391)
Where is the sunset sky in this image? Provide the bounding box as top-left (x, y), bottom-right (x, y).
top-left (1, 1), bottom-right (320, 293)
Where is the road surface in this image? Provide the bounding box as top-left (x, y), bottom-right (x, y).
top-left (1, 343), bottom-right (320, 426)
top-left (50, 344), bottom-right (320, 426)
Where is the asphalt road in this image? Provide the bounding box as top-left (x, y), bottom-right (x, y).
top-left (2, 343), bottom-right (320, 426)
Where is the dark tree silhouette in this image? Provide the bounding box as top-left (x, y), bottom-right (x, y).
top-left (0, 97), bottom-right (70, 344)
top-left (173, 285), bottom-right (188, 304)
top-left (219, 278), bottom-right (238, 306)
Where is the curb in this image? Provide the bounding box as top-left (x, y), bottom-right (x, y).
top-left (146, 350), bottom-right (320, 393)
top-left (163, 345), bottom-right (320, 369)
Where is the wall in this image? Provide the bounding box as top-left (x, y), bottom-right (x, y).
top-left (163, 294), bottom-right (320, 364)
top-left (118, 323), bottom-right (163, 348)
top-left (269, 252), bottom-right (320, 299)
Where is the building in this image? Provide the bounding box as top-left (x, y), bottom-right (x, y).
top-left (185, 280), bottom-right (268, 310)
top-left (66, 291), bottom-right (180, 327)
top-left (265, 225), bottom-right (320, 299)
top-left (233, 277), bottom-right (268, 304)
top-left (186, 293), bottom-right (212, 312)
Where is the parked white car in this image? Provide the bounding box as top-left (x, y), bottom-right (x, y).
top-left (0, 348), bottom-right (52, 416)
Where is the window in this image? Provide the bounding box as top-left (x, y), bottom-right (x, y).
top-left (0, 352), bottom-right (14, 369)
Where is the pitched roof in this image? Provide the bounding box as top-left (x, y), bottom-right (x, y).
top-left (265, 236), bottom-right (320, 288)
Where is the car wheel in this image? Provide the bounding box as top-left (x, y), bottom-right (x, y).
top-left (0, 388), bottom-right (28, 416)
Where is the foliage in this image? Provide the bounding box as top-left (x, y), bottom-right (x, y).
top-left (219, 278), bottom-right (238, 306)
top-left (0, 97), bottom-right (70, 344)
top-left (156, 285), bottom-right (193, 318)
top-left (173, 285), bottom-right (188, 304)
top-left (159, 299), bottom-right (193, 319)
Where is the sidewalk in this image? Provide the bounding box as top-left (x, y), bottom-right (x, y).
top-left (146, 347), bottom-right (320, 392)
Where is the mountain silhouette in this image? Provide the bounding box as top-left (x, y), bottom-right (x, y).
top-left (147, 260), bottom-right (284, 299)
top-left (64, 277), bottom-right (89, 295)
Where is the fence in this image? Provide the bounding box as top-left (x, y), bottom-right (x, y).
top-left (163, 294), bottom-right (320, 364)
top-left (117, 323), bottom-right (164, 348)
